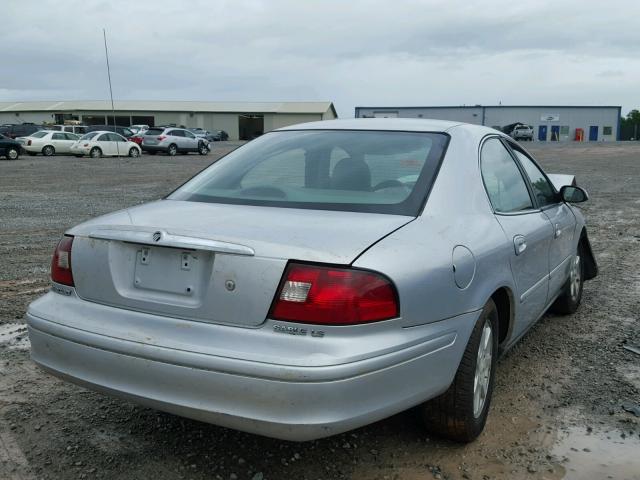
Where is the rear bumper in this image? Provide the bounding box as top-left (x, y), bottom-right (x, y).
top-left (27, 292), bottom-right (478, 441)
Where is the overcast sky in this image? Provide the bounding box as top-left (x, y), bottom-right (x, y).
top-left (3, 0), bottom-right (639, 117)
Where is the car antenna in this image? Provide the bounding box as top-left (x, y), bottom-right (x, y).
top-left (103, 28), bottom-right (121, 158)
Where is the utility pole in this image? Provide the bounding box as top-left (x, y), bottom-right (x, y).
top-left (103, 29), bottom-right (120, 157)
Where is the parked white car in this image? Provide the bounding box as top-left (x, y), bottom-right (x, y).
top-left (22, 130), bottom-right (80, 156)
top-left (70, 131), bottom-right (142, 158)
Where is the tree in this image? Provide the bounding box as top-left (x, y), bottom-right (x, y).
top-left (620, 109), bottom-right (640, 140)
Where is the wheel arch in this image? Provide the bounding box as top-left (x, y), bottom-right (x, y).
top-left (579, 227), bottom-right (598, 280)
top-left (489, 286), bottom-right (515, 350)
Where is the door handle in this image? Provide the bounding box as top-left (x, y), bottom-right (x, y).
top-left (513, 235), bottom-right (527, 255)
top-left (554, 223), bottom-right (562, 238)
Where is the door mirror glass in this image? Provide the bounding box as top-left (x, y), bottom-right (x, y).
top-left (560, 185), bottom-right (588, 203)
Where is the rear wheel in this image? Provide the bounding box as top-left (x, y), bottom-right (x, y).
top-left (128, 147), bottom-right (140, 158)
top-left (551, 244), bottom-right (584, 314)
top-left (420, 299), bottom-right (498, 442)
top-left (42, 145), bottom-right (55, 157)
top-left (6, 147), bottom-right (19, 160)
top-left (167, 144), bottom-right (178, 156)
top-left (90, 147), bottom-right (102, 159)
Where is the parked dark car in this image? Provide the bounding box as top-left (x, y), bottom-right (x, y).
top-left (85, 125), bottom-right (135, 140)
top-left (210, 130), bottom-right (229, 141)
top-left (0, 133), bottom-right (21, 159)
top-left (0, 123), bottom-right (44, 139)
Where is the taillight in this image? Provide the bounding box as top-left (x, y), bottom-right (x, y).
top-left (270, 263), bottom-right (398, 325)
top-left (27, 139), bottom-right (32, 146)
top-left (51, 235), bottom-right (74, 286)
top-left (157, 135), bottom-right (166, 141)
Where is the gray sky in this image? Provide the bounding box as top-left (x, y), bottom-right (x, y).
top-left (3, 0), bottom-right (639, 117)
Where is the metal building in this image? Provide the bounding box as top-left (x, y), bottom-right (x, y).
top-left (355, 105), bottom-right (621, 141)
top-left (0, 101), bottom-right (337, 140)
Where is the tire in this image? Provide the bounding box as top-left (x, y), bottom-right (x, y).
top-left (420, 299), bottom-right (499, 442)
top-left (551, 243), bottom-right (584, 314)
top-left (198, 142), bottom-right (208, 155)
top-left (90, 147), bottom-right (102, 159)
top-left (6, 147), bottom-right (19, 160)
top-left (167, 144), bottom-right (178, 156)
top-left (42, 145), bottom-right (55, 157)
top-left (128, 147), bottom-right (140, 158)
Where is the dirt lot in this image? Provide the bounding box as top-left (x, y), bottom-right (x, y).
top-left (1, 142), bottom-right (639, 480)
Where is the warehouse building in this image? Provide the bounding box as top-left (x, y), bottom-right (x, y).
top-left (0, 101), bottom-right (337, 140)
top-left (355, 105), bottom-right (621, 141)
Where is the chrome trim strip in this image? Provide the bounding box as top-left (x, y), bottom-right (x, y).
top-left (520, 274), bottom-right (548, 303)
top-left (88, 227), bottom-right (255, 256)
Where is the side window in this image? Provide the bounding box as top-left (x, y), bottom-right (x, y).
top-left (184, 130), bottom-right (195, 139)
top-left (480, 138), bottom-right (533, 213)
top-left (64, 133), bottom-right (77, 141)
top-left (109, 133), bottom-right (125, 142)
top-left (510, 147), bottom-right (557, 207)
top-left (97, 133), bottom-right (110, 142)
top-left (52, 133), bottom-right (65, 140)
top-left (170, 130), bottom-right (184, 137)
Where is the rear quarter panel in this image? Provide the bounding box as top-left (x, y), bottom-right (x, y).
top-left (354, 125), bottom-right (517, 328)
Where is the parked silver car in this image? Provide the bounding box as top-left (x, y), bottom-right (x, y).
top-left (142, 127), bottom-right (209, 156)
top-left (27, 119), bottom-right (597, 442)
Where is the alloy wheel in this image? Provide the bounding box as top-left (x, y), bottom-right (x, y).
top-left (473, 320), bottom-right (493, 418)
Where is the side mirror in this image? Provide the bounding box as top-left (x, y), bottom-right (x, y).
top-left (560, 185), bottom-right (588, 203)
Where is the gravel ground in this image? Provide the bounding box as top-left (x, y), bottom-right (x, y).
top-left (0, 141), bottom-right (639, 480)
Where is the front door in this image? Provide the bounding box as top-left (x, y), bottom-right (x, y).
top-left (589, 126), bottom-right (598, 141)
top-left (538, 125), bottom-right (548, 141)
top-left (551, 125), bottom-right (560, 141)
top-left (508, 143), bottom-right (577, 299)
top-left (480, 138), bottom-right (552, 336)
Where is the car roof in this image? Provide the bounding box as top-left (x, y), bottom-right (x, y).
top-left (275, 117), bottom-right (503, 134)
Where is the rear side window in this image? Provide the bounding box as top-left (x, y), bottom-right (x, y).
top-left (97, 133), bottom-right (110, 141)
top-left (31, 131), bottom-right (48, 138)
top-left (481, 138), bottom-right (533, 213)
top-left (170, 130), bottom-right (184, 137)
top-left (169, 130), bottom-right (449, 216)
top-left (52, 133), bottom-right (65, 140)
top-left (80, 132), bottom-right (99, 140)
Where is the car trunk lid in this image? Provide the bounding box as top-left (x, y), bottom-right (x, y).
top-left (68, 200), bottom-right (412, 327)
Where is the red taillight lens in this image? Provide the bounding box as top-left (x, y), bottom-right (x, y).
top-left (27, 139), bottom-right (32, 146)
top-left (51, 235), bottom-right (74, 286)
top-left (270, 263), bottom-right (399, 325)
top-left (157, 135), bottom-right (166, 141)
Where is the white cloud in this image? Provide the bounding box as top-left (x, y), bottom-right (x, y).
top-left (3, 0), bottom-right (640, 116)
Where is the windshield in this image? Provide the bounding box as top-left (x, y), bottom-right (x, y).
top-left (31, 131), bottom-right (49, 138)
top-left (169, 130), bottom-right (449, 215)
top-left (79, 132), bottom-right (99, 140)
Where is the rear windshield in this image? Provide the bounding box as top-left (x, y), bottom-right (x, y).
top-left (31, 131), bottom-right (49, 138)
top-left (145, 128), bottom-right (164, 136)
top-left (169, 130), bottom-right (449, 215)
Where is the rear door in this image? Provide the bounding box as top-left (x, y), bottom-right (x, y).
top-left (51, 132), bottom-right (69, 153)
top-left (507, 142), bottom-right (576, 299)
top-left (481, 137), bottom-right (553, 336)
top-left (170, 129), bottom-right (185, 150)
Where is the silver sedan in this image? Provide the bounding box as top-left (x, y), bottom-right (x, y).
top-left (27, 119), bottom-right (597, 442)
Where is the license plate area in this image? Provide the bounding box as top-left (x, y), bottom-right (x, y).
top-left (134, 246), bottom-right (203, 296)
